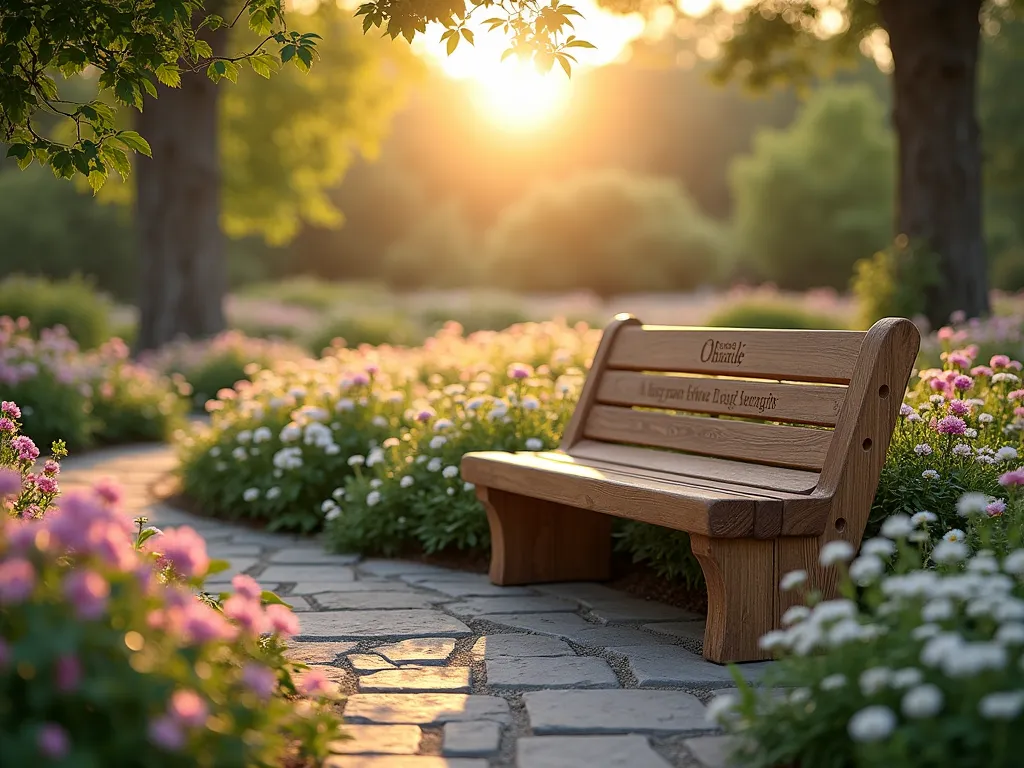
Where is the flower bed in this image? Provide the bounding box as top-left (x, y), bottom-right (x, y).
top-left (0, 316), bottom-right (185, 451)
top-left (1, 407), bottom-right (343, 765)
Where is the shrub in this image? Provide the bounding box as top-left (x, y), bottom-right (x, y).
top-left (142, 331), bottom-right (310, 409)
top-left (0, 274), bottom-right (112, 349)
top-left (0, 418), bottom-right (343, 767)
top-left (383, 202), bottom-right (479, 289)
top-left (0, 318), bottom-right (184, 451)
top-left (483, 169), bottom-right (729, 297)
top-left (239, 277), bottom-right (393, 313)
top-left (304, 312), bottom-right (424, 353)
top-left (731, 84), bottom-right (894, 291)
top-left (417, 303), bottom-right (531, 337)
top-left (853, 237), bottom-right (942, 329)
top-left (613, 522), bottom-right (704, 586)
top-left (707, 300), bottom-right (847, 330)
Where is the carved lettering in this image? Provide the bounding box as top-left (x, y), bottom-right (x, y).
top-left (700, 339), bottom-right (747, 366)
top-left (640, 380), bottom-right (778, 414)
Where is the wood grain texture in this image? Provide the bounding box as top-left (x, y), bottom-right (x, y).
top-left (690, 534), bottom-right (778, 663)
top-left (595, 370), bottom-right (847, 427)
top-left (583, 404), bottom-right (832, 472)
top-left (461, 451), bottom-right (757, 536)
top-left (566, 440), bottom-right (820, 494)
top-left (559, 314), bottom-right (642, 453)
top-left (479, 488), bottom-right (613, 585)
top-left (606, 326), bottom-right (864, 384)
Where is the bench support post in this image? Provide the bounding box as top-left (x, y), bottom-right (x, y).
top-left (690, 534), bottom-right (778, 663)
top-left (478, 487), bottom-right (613, 585)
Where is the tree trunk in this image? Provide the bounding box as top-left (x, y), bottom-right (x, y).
top-left (879, 0), bottom-right (989, 327)
top-left (134, 25), bottom-right (229, 352)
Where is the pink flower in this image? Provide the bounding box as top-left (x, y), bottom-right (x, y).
top-left (169, 689), bottom-right (208, 728)
top-left (929, 378), bottom-right (948, 393)
top-left (223, 595), bottom-right (267, 635)
top-left (36, 476), bottom-right (58, 494)
top-left (937, 327), bottom-right (955, 341)
top-left (181, 601), bottom-right (237, 644)
top-left (43, 460), bottom-right (60, 476)
top-left (992, 355), bottom-right (1012, 369)
top-left (0, 468), bottom-right (21, 497)
top-left (231, 574), bottom-right (262, 601)
top-left (987, 499), bottom-right (1007, 517)
top-left (148, 715), bottom-right (185, 750)
top-left (416, 408), bottom-right (435, 423)
top-left (365, 363), bottom-right (380, 375)
top-left (298, 668), bottom-right (333, 698)
top-left (241, 663), bottom-right (277, 700)
top-left (948, 399), bottom-right (971, 416)
top-left (1009, 389), bottom-right (1024, 402)
top-left (953, 375), bottom-right (974, 392)
top-left (63, 570), bottom-right (109, 620)
top-left (265, 603), bottom-right (300, 638)
top-left (1, 400), bottom-right (21, 418)
top-left (37, 723), bottom-right (69, 759)
top-left (92, 477), bottom-right (122, 506)
top-left (0, 558), bottom-right (35, 604)
top-left (1000, 469), bottom-right (1024, 487)
top-left (900, 404), bottom-right (914, 417)
top-left (947, 353), bottom-right (972, 369)
top-left (971, 366), bottom-right (993, 377)
top-left (156, 526), bottom-right (209, 580)
top-left (352, 372), bottom-right (370, 386)
top-left (935, 415), bottom-right (967, 435)
top-left (11, 435), bottom-right (39, 461)
top-left (0, 418), bottom-right (14, 432)
top-left (507, 363), bottom-right (533, 380)
top-left (55, 654), bottom-right (81, 693)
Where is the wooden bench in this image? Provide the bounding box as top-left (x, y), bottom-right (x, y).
top-left (460, 315), bottom-right (920, 663)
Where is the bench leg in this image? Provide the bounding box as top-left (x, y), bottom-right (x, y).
top-left (690, 534), bottom-right (778, 663)
top-left (477, 487), bottom-right (613, 586)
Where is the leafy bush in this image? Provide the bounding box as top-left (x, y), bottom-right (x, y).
top-left (715, 487), bottom-right (1024, 768)
top-left (238, 277), bottom-right (392, 313)
top-left (305, 312), bottom-right (424, 353)
top-left (731, 84), bottom-right (894, 291)
top-left (0, 274), bottom-right (112, 348)
top-left (0, 414), bottom-right (343, 767)
top-left (383, 202), bottom-right (479, 289)
top-left (483, 169), bottom-right (730, 296)
top-left (853, 237), bottom-right (942, 329)
top-left (418, 303), bottom-right (530, 336)
top-left (142, 331), bottom-right (309, 409)
top-left (707, 300), bottom-right (847, 330)
top-left (0, 317), bottom-right (185, 451)
top-left (613, 522), bottom-right (705, 586)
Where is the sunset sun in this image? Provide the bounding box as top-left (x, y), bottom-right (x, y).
top-left (472, 60), bottom-right (571, 130)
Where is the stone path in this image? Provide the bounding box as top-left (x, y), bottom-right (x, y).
top-left (61, 445), bottom-right (756, 768)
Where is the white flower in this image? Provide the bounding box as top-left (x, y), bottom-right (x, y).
top-left (912, 624), bottom-right (941, 641)
top-left (427, 457), bottom-right (443, 472)
top-left (787, 688), bottom-right (811, 704)
top-left (370, 479), bottom-right (383, 489)
top-left (280, 423), bottom-right (302, 443)
top-left (325, 507), bottom-right (342, 521)
top-left (922, 469), bottom-right (940, 480)
top-left (782, 605), bottom-right (810, 625)
top-left (847, 706), bottom-right (896, 743)
top-left (324, 443), bottom-right (340, 455)
top-left (943, 528), bottom-right (966, 543)
top-left (366, 491), bottom-right (381, 507)
top-left (433, 418), bottom-right (453, 431)
top-left (952, 442), bottom-right (973, 457)
top-left (442, 465), bottom-right (459, 479)
top-left (956, 492), bottom-right (990, 517)
top-left (331, 487), bottom-right (346, 501)
top-left (372, 415), bottom-right (388, 428)
top-left (979, 691), bottom-right (1024, 720)
top-left (980, 413), bottom-right (995, 423)
top-left (993, 373), bottom-right (1021, 384)
top-left (347, 455), bottom-right (365, 467)
top-left (243, 488), bottom-right (260, 502)
top-left (820, 673), bottom-right (847, 691)
top-left (447, 487), bottom-right (456, 496)
top-left (902, 684), bottom-right (943, 718)
top-left (209, 446), bottom-right (221, 457)
top-left (400, 475), bottom-right (415, 488)
top-left (921, 599), bottom-right (954, 622)
top-left (464, 482), bottom-right (475, 492)
top-left (859, 667), bottom-right (892, 696)
top-left (997, 446), bottom-right (1019, 462)
top-left (367, 448), bottom-right (385, 467)
top-left (758, 630), bottom-right (789, 651)
top-left (705, 693), bottom-right (738, 724)
top-left (266, 486), bottom-right (281, 500)
top-left (237, 429), bottom-right (253, 444)
top-left (996, 623), bottom-right (1024, 645)
top-left (252, 426), bottom-right (272, 443)
top-left (881, 514), bottom-right (914, 539)
top-left (521, 396), bottom-right (540, 410)
top-left (335, 398), bottom-right (355, 412)
top-left (1003, 549), bottom-right (1024, 575)
top-left (965, 428), bottom-right (978, 438)
top-left (429, 436), bottom-right (448, 450)
top-left (820, 540), bottom-right (855, 566)
top-left (780, 570), bottom-right (808, 591)
top-left (891, 668), bottom-right (923, 689)
top-left (942, 642), bottom-right (1007, 677)
top-left (932, 540), bottom-right (968, 564)
top-left (911, 511), bottom-right (937, 526)
top-left (861, 538), bottom-right (896, 558)
top-left (849, 556), bottom-right (884, 586)
top-left (321, 499), bottom-right (338, 513)
top-left (914, 443), bottom-right (933, 456)
top-left (525, 437), bottom-right (544, 451)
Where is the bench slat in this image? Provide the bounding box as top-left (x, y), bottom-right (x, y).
top-left (595, 370), bottom-right (846, 427)
top-left (461, 451), bottom-right (761, 537)
top-left (583, 405), bottom-right (832, 472)
top-left (606, 326), bottom-right (864, 384)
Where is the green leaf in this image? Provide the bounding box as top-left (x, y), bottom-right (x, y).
top-left (295, 46), bottom-right (314, 71)
top-left (249, 9), bottom-right (272, 35)
top-left (564, 39), bottom-right (596, 49)
top-left (557, 53), bottom-right (572, 77)
top-left (193, 39), bottom-right (214, 59)
top-left (260, 590), bottom-right (288, 606)
top-left (281, 44), bottom-right (296, 63)
top-left (141, 78), bottom-right (159, 98)
top-left (116, 131), bottom-right (152, 157)
top-left (87, 170), bottom-right (107, 193)
top-left (155, 63), bottom-right (182, 87)
top-left (446, 32), bottom-right (459, 55)
top-left (206, 559), bottom-right (231, 576)
top-left (461, 28), bottom-right (475, 45)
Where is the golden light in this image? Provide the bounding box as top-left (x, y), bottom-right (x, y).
top-left (412, 0), bottom-right (646, 131)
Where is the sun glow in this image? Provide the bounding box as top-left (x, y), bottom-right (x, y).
top-left (412, 0), bottom-right (646, 131)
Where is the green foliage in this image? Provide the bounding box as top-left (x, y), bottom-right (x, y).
top-left (383, 202), bottom-right (478, 289)
top-left (483, 169), bottom-right (730, 297)
top-left (613, 522), bottom-right (704, 586)
top-left (731, 84), bottom-right (894, 291)
top-left (239, 277), bottom-right (393, 313)
top-left (1, 0), bottom-right (318, 185)
top-left (707, 300), bottom-right (847, 330)
top-left (853, 238), bottom-right (942, 328)
top-left (418, 302), bottom-right (530, 337)
top-left (305, 312), bottom-right (424, 353)
top-left (0, 274), bottom-right (111, 348)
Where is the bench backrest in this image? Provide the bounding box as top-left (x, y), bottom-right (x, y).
top-left (560, 315), bottom-right (920, 497)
